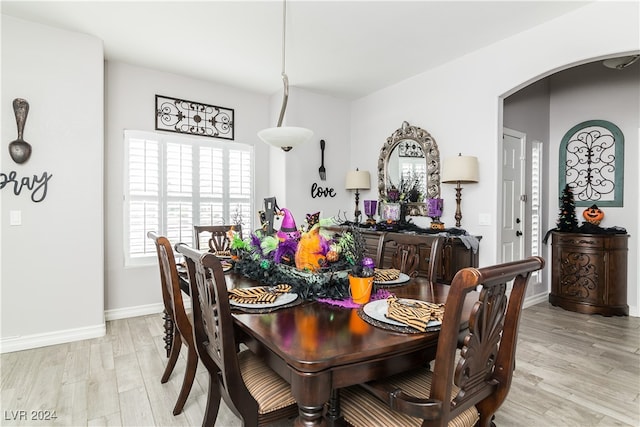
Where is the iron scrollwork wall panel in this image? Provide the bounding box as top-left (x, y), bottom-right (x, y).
top-left (559, 119), bottom-right (624, 207)
top-left (155, 95), bottom-right (234, 140)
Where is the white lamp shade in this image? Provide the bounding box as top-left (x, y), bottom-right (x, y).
top-left (258, 126), bottom-right (314, 150)
top-left (345, 170), bottom-right (371, 190)
top-left (441, 155), bottom-right (479, 183)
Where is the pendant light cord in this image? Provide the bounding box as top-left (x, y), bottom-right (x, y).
top-left (276, 0), bottom-right (289, 127)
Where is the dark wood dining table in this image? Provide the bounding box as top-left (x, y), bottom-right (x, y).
top-left (225, 272), bottom-right (477, 427)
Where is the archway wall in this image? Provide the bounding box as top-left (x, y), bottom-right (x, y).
top-left (350, 1), bottom-right (639, 314)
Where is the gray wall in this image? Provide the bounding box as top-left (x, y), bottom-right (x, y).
top-left (548, 60), bottom-right (639, 309)
top-left (504, 60), bottom-right (639, 305)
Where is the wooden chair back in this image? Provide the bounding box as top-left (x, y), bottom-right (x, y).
top-left (360, 230), bottom-right (386, 267)
top-left (361, 256), bottom-right (545, 426)
top-left (380, 233), bottom-right (444, 282)
top-left (147, 231), bottom-right (197, 415)
top-left (176, 243), bottom-right (297, 426)
top-left (194, 224), bottom-right (242, 252)
top-left (147, 231), bottom-right (192, 349)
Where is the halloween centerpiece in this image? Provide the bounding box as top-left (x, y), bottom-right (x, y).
top-left (232, 209), bottom-right (371, 301)
top-left (544, 185), bottom-right (626, 243)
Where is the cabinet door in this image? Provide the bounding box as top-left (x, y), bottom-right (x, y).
top-left (441, 239), bottom-right (479, 283)
top-left (558, 247), bottom-right (605, 305)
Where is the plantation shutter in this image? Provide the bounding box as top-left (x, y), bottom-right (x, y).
top-left (124, 130), bottom-right (253, 265)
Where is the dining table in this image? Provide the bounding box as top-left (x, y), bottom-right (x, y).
top-left (223, 271), bottom-right (477, 427)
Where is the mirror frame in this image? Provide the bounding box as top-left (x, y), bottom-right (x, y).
top-left (377, 121), bottom-right (440, 216)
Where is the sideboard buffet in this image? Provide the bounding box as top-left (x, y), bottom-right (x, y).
top-left (358, 229), bottom-right (480, 284)
top-left (549, 231), bottom-right (628, 316)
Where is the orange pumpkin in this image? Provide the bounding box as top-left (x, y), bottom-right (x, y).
top-left (325, 250), bottom-right (339, 263)
top-left (294, 227), bottom-right (325, 271)
top-left (583, 204), bottom-right (604, 225)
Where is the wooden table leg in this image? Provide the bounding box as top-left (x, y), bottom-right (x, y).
top-left (295, 404), bottom-right (327, 427)
top-left (291, 373), bottom-right (331, 427)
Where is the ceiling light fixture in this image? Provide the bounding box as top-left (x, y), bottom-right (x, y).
top-left (257, 0), bottom-right (313, 152)
top-left (602, 55), bottom-right (640, 70)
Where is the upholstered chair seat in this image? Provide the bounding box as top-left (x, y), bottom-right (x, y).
top-left (341, 368), bottom-right (479, 427)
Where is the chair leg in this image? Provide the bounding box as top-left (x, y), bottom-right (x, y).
top-left (326, 388), bottom-right (341, 423)
top-left (172, 343), bottom-right (198, 415)
top-left (161, 331), bottom-right (182, 383)
top-left (477, 409), bottom-right (496, 427)
top-left (202, 375), bottom-right (222, 427)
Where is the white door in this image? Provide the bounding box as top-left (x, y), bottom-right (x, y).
top-left (501, 128), bottom-right (526, 263)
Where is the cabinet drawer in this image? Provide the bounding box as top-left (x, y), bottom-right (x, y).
top-left (552, 233), bottom-right (604, 248)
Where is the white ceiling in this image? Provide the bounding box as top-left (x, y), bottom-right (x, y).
top-left (2, 1), bottom-right (591, 100)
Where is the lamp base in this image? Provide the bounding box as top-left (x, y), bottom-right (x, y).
top-left (454, 183), bottom-right (463, 228)
top-left (353, 189), bottom-right (362, 223)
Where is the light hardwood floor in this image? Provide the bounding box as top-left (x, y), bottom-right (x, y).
top-left (1, 302), bottom-right (639, 426)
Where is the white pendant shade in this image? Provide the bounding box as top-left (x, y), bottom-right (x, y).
top-left (442, 155), bottom-right (479, 183)
top-left (258, 0), bottom-right (313, 152)
top-left (258, 126), bottom-right (314, 151)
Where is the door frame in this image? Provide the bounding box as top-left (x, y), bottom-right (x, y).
top-left (501, 127), bottom-right (526, 264)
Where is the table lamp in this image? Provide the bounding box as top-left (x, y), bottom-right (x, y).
top-left (345, 169), bottom-right (370, 224)
top-left (441, 154), bottom-right (479, 228)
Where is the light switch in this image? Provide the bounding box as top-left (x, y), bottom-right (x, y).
top-left (478, 213), bottom-right (491, 226)
top-left (9, 210), bottom-right (22, 226)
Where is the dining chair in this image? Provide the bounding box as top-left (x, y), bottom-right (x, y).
top-left (147, 231), bottom-right (198, 416)
top-left (175, 243), bottom-right (298, 427)
top-left (379, 233), bottom-right (444, 282)
top-left (194, 224), bottom-right (242, 252)
top-left (340, 256), bottom-right (545, 427)
top-left (361, 229), bottom-right (386, 267)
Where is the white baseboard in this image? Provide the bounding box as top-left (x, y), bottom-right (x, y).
top-left (524, 292), bottom-right (548, 309)
top-left (104, 298), bottom-right (191, 321)
top-left (1, 302), bottom-right (184, 353)
top-left (104, 302), bottom-right (165, 321)
top-left (0, 323), bottom-right (106, 354)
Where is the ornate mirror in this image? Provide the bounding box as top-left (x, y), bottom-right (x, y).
top-left (377, 121), bottom-right (440, 216)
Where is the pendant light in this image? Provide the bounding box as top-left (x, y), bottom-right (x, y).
top-left (257, 0), bottom-right (313, 151)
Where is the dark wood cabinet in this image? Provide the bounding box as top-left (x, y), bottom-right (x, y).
top-left (361, 230), bottom-right (480, 284)
top-left (550, 231), bottom-right (628, 316)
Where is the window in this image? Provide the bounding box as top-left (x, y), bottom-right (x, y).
top-left (124, 130), bottom-right (253, 265)
top-left (530, 140), bottom-right (543, 286)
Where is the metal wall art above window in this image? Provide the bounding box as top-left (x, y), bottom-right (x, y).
top-left (155, 95), bottom-right (234, 140)
top-left (559, 119), bottom-right (624, 207)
